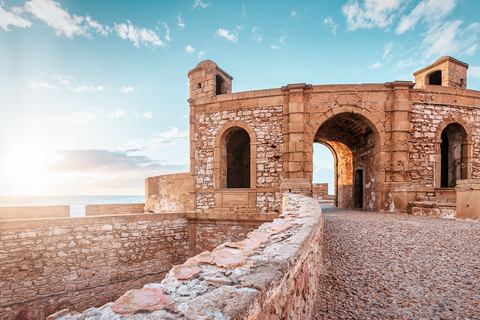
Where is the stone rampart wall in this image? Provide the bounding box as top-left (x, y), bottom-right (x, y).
top-left (145, 173), bottom-right (192, 213)
top-left (85, 203), bottom-right (145, 216)
top-left (0, 213), bottom-right (189, 320)
top-left (0, 206), bottom-right (70, 220)
top-left (51, 193), bottom-right (324, 319)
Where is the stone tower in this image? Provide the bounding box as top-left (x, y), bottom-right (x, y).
top-left (414, 56), bottom-right (468, 89)
top-left (188, 60), bottom-right (233, 99)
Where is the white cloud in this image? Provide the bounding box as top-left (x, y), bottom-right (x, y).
top-left (323, 16), bottom-right (338, 35)
top-left (383, 41), bottom-right (394, 59)
top-left (192, 0), bottom-right (210, 10)
top-left (0, 2), bottom-right (31, 31)
top-left (25, 0), bottom-right (87, 37)
top-left (176, 13), bottom-right (185, 29)
top-left (119, 86), bottom-right (134, 93)
top-left (160, 21), bottom-right (171, 42)
top-left (198, 50), bottom-right (206, 59)
top-left (25, 80), bottom-right (57, 89)
top-left (215, 28), bottom-right (238, 42)
top-left (113, 20), bottom-right (164, 48)
top-left (85, 15), bottom-right (108, 36)
top-left (370, 61), bottom-right (382, 69)
top-left (291, 9), bottom-right (297, 18)
top-left (185, 45), bottom-right (195, 53)
top-left (119, 86), bottom-right (135, 93)
top-left (468, 66), bottom-right (480, 79)
top-left (342, 0), bottom-right (404, 31)
top-left (251, 26), bottom-right (262, 42)
top-left (396, 0), bottom-right (456, 35)
top-left (45, 111), bottom-right (97, 126)
top-left (143, 111), bottom-right (153, 119)
top-left (52, 74), bottom-right (72, 86)
top-left (125, 127), bottom-right (188, 150)
top-left (241, 4), bottom-right (246, 17)
top-left (68, 85), bottom-right (104, 92)
top-left (108, 109), bottom-right (125, 118)
top-left (422, 20), bottom-right (480, 59)
top-left (270, 45), bottom-right (279, 50)
top-left (465, 44), bottom-right (477, 56)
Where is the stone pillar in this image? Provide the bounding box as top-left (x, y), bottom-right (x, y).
top-left (456, 179), bottom-right (480, 220)
top-left (281, 83), bottom-right (312, 195)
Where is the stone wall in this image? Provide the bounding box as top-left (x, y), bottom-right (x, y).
top-left (85, 204), bottom-right (144, 216)
top-left (0, 213), bottom-right (189, 319)
top-left (456, 179), bottom-right (480, 220)
top-left (145, 173), bottom-right (192, 213)
top-left (48, 193), bottom-right (324, 320)
top-left (0, 206), bottom-right (70, 220)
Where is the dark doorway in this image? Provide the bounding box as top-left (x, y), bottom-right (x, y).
top-left (226, 129), bottom-right (250, 188)
top-left (440, 123), bottom-right (465, 188)
top-left (429, 70), bottom-right (442, 85)
top-left (216, 75), bottom-right (224, 95)
top-left (354, 169), bottom-right (363, 209)
top-left (440, 130), bottom-right (449, 187)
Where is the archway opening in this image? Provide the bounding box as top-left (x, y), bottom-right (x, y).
top-left (312, 143), bottom-right (335, 199)
top-left (226, 128), bottom-right (250, 188)
top-left (428, 70), bottom-right (442, 86)
top-left (440, 123), bottom-right (466, 188)
top-left (314, 112), bottom-right (377, 210)
top-left (216, 75), bottom-right (224, 95)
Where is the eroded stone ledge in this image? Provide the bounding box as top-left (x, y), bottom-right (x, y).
top-left (49, 194), bottom-right (324, 320)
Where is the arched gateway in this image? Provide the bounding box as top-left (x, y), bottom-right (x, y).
top-left (175, 56), bottom-right (480, 216)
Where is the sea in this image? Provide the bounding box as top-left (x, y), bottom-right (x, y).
top-left (0, 195), bottom-right (145, 217)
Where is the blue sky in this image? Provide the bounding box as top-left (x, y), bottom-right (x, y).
top-left (1, 0), bottom-right (479, 196)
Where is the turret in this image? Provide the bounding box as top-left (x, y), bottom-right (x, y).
top-left (413, 56), bottom-right (468, 89)
top-left (187, 60), bottom-right (233, 100)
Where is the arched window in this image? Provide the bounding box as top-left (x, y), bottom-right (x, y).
top-left (440, 123), bottom-right (466, 187)
top-left (216, 75), bottom-right (224, 95)
top-left (226, 128), bottom-right (250, 188)
top-left (428, 70), bottom-right (442, 86)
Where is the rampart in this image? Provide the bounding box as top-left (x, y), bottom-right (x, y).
top-left (0, 213), bottom-right (189, 319)
top-left (47, 193), bottom-right (324, 319)
top-left (145, 173), bottom-right (192, 213)
top-left (0, 206), bottom-right (70, 220)
top-left (85, 203), bottom-right (145, 216)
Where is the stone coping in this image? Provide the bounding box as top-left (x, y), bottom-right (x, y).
top-left (48, 193), bottom-right (324, 319)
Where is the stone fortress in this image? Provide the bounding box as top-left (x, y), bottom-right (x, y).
top-left (1, 56), bottom-right (480, 319)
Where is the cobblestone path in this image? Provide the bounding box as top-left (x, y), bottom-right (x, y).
top-left (313, 207), bottom-right (480, 319)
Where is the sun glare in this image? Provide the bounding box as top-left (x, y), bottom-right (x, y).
top-left (0, 140), bottom-right (64, 196)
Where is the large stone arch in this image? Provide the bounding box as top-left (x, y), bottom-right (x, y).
top-left (214, 121), bottom-right (257, 189)
top-left (308, 106), bottom-right (385, 211)
top-left (434, 117), bottom-right (473, 188)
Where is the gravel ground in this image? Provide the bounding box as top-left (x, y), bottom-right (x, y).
top-left (313, 207), bottom-right (480, 320)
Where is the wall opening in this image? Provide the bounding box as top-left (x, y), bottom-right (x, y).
top-left (312, 143), bottom-right (335, 198)
top-left (354, 169), bottom-right (363, 209)
top-left (226, 128), bottom-right (250, 188)
top-left (440, 123), bottom-right (466, 188)
top-left (216, 75), bottom-right (224, 95)
top-left (428, 70), bottom-right (442, 86)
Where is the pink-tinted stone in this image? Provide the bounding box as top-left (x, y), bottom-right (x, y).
top-left (248, 232), bottom-right (271, 243)
top-left (270, 220), bottom-right (294, 234)
top-left (111, 288), bottom-right (174, 315)
top-left (195, 251), bottom-right (214, 265)
top-left (172, 260), bottom-right (201, 280)
top-left (213, 249), bottom-right (249, 268)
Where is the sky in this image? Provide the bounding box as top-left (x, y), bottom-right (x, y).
top-left (1, 0), bottom-right (480, 196)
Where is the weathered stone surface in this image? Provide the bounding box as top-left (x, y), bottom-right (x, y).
top-left (111, 288), bottom-right (174, 315)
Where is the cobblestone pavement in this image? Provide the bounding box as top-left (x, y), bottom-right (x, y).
top-left (313, 207), bottom-right (480, 320)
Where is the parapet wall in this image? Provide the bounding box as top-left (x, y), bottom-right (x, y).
top-left (0, 206), bottom-right (70, 220)
top-left (50, 193), bottom-right (324, 319)
top-left (0, 213), bottom-right (190, 320)
top-left (145, 173), bottom-right (192, 213)
top-left (456, 179), bottom-right (480, 220)
top-left (85, 203), bottom-right (145, 216)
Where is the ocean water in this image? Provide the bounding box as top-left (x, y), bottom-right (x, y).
top-left (0, 195), bottom-right (145, 217)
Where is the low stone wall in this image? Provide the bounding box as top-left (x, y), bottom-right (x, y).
top-left (145, 173), bottom-right (192, 213)
top-left (456, 179), bottom-right (480, 220)
top-left (51, 193), bottom-right (324, 319)
top-left (409, 201), bottom-right (456, 219)
top-left (85, 203), bottom-right (145, 216)
top-left (0, 213), bottom-right (190, 320)
top-left (0, 206), bottom-right (70, 220)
